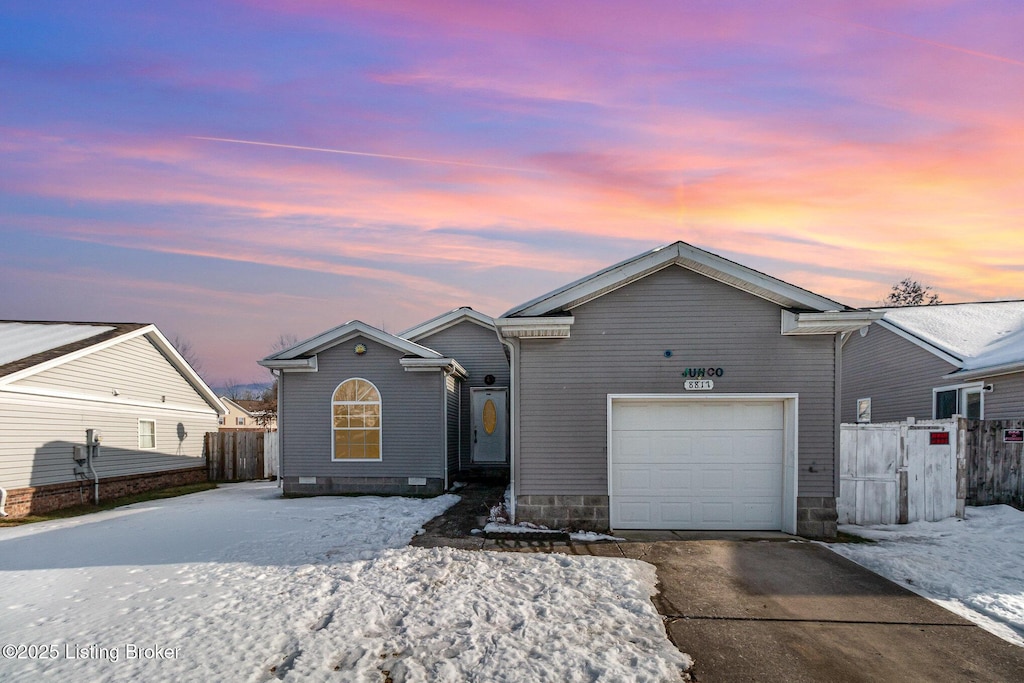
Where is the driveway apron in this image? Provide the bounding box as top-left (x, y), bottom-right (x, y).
top-left (617, 539), bottom-right (1024, 682)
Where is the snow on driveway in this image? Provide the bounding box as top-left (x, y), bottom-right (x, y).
top-left (829, 504), bottom-right (1024, 647)
top-left (0, 483), bottom-right (690, 682)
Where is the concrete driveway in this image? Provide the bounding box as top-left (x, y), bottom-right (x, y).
top-left (606, 537), bottom-right (1024, 682)
top-left (414, 488), bottom-right (1024, 680)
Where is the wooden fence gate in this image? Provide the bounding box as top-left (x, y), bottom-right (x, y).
top-left (205, 431), bottom-right (266, 481)
top-left (964, 418), bottom-right (1024, 508)
top-left (839, 419), bottom-right (965, 525)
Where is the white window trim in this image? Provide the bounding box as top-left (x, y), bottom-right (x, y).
top-left (932, 382), bottom-right (984, 419)
top-left (331, 377), bottom-right (382, 462)
top-left (235, 416), bottom-right (246, 426)
top-left (139, 419), bottom-right (157, 450)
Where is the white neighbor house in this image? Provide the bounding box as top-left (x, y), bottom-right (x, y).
top-left (0, 321), bottom-right (225, 517)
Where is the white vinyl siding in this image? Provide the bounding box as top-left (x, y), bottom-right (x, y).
top-left (0, 392), bottom-right (216, 489)
top-left (14, 335), bottom-right (212, 411)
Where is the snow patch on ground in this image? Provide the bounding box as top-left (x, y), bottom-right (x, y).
top-left (829, 504), bottom-right (1024, 647)
top-left (0, 482), bottom-right (689, 681)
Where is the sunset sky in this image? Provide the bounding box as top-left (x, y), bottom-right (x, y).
top-left (2, 1), bottom-right (1022, 385)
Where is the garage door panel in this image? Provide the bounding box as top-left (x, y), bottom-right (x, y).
top-left (611, 398), bottom-right (787, 530)
top-left (616, 466), bottom-right (652, 492)
top-left (699, 468), bottom-right (735, 492)
top-left (618, 501), bottom-right (653, 525)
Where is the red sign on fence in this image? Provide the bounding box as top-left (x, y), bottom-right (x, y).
top-left (1005, 429), bottom-right (1024, 443)
top-left (930, 431), bottom-right (950, 445)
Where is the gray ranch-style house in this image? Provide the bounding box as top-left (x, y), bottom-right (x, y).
top-left (260, 315), bottom-right (510, 497)
top-left (264, 242), bottom-right (877, 538)
top-left (841, 301), bottom-right (1024, 423)
top-left (0, 321), bottom-right (224, 517)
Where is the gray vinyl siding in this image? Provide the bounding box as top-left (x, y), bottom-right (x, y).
top-left (841, 325), bottom-right (959, 422)
top-left (446, 377), bottom-right (460, 474)
top-left (981, 371), bottom-right (1024, 419)
top-left (0, 393), bottom-right (215, 489)
top-left (516, 265), bottom-right (838, 498)
top-left (414, 320), bottom-right (509, 468)
top-left (16, 335), bottom-right (213, 411)
top-left (279, 335), bottom-right (444, 479)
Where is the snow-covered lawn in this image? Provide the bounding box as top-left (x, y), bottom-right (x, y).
top-left (0, 483), bottom-right (690, 682)
top-left (829, 504), bottom-right (1024, 647)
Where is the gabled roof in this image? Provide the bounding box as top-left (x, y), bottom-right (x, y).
top-left (502, 241), bottom-right (849, 318)
top-left (400, 307), bottom-right (496, 342)
top-left (0, 320), bottom-right (225, 414)
top-left (870, 301), bottom-right (1024, 379)
top-left (260, 320), bottom-right (445, 365)
top-left (220, 396), bottom-right (256, 417)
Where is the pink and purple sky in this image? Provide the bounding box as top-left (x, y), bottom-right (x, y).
top-left (2, 1), bottom-right (1022, 385)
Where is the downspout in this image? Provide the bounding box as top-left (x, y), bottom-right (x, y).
top-left (441, 367), bottom-right (450, 492)
top-left (834, 334), bottom-right (844, 504)
top-left (274, 369), bottom-right (283, 489)
top-left (86, 428), bottom-right (101, 505)
top-left (0, 485), bottom-right (8, 516)
top-left (496, 331), bottom-right (518, 521)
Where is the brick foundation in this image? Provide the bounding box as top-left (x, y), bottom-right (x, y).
top-left (283, 476), bottom-right (445, 497)
top-left (513, 494), bottom-right (839, 538)
top-left (797, 496), bottom-right (838, 539)
top-left (2, 467), bottom-right (209, 518)
top-left (515, 495), bottom-right (610, 532)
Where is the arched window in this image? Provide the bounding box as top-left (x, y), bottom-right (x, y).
top-left (332, 378), bottom-right (381, 460)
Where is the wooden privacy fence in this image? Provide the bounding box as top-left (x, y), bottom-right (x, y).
top-left (964, 418), bottom-right (1024, 509)
top-left (205, 431), bottom-right (278, 481)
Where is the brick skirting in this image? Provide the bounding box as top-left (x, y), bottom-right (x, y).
top-left (514, 494), bottom-right (839, 538)
top-left (515, 495), bottom-right (610, 532)
top-left (2, 467), bottom-right (208, 518)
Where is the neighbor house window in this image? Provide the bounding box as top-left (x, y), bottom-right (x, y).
top-left (218, 417), bottom-right (225, 425)
top-left (332, 378), bottom-right (381, 460)
top-left (236, 417), bottom-right (246, 426)
top-left (933, 384), bottom-right (983, 420)
top-left (856, 398), bottom-right (872, 423)
top-left (139, 420), bottom-right (156, 449)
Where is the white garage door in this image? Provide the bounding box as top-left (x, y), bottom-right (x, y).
top-left (610, 398), bottom-right (786, 530)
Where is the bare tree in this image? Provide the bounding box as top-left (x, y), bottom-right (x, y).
top-left (882, 278), bottom-right (942, 306)
top-left (170, 334), bottom-right (204, 374)
top-left (252, 333), bottom-right (299, 429)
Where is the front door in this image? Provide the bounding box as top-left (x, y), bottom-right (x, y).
top-left (471, 388), bottom-right (507, 463)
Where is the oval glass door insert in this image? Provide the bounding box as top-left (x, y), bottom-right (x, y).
top-left (483, 399), bottom-right (497, 435)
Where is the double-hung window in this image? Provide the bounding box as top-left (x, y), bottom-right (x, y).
top-left (139, 420), bottom-right (156, 449)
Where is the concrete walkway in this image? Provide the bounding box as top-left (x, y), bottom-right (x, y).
top-left (414, 487), bottom-right (1024, 681)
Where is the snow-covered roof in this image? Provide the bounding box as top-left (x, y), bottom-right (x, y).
top-left (0, 322), bottom-right (114, 366)
top-left (503, 241), bottom-right (849, 318)
top-left (0, 320), bottom-right (226, 414)
top-left (875, 301), bottom-right (1024, 376)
